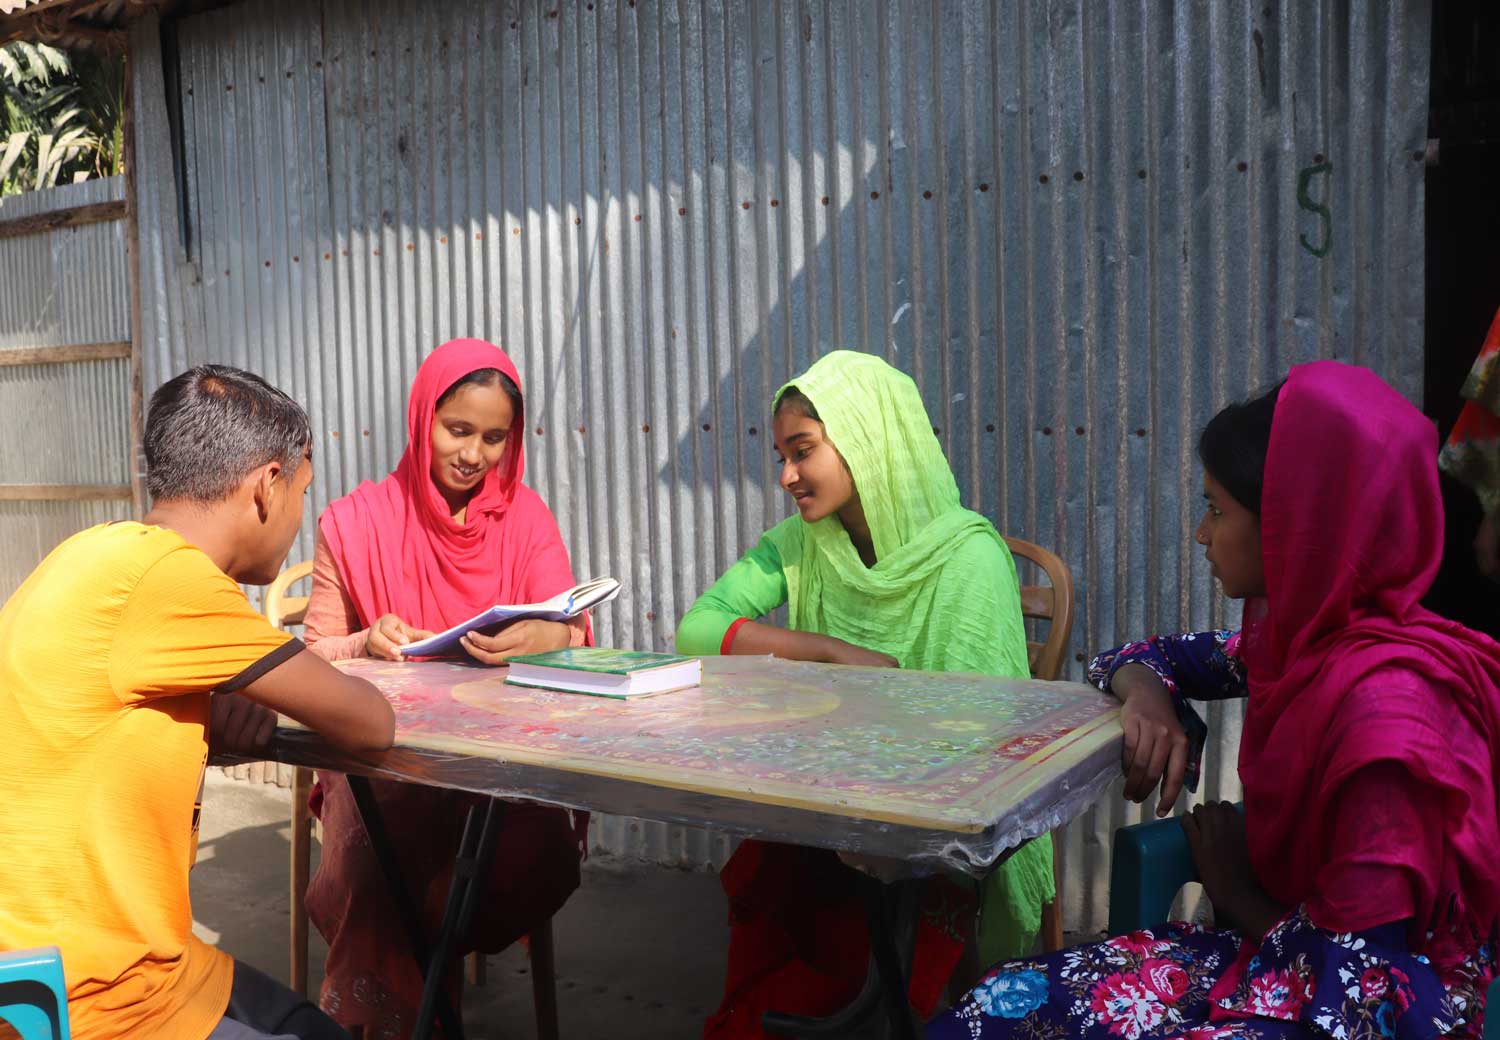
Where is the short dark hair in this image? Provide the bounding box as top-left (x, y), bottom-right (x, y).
top-left (774, 385), bottom-right (820, 422)
top-left (145, 365), bottom-right (312, 503)
top-left (1197, 380), bottom-right (1283, 515)
top-left (436, 367), bottom-right (524, 420)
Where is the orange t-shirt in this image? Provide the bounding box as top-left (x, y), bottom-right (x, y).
top-left (0, 522), bottom-right (298, 1040)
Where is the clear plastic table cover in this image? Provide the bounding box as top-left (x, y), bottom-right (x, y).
top-left (269, 655), bottom-right (1123, 876)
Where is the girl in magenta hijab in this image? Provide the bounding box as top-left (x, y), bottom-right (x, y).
top-left (931, 361), bottom-right (1500, 1039)
top-left (303, 339), bottom-right (588, 1038)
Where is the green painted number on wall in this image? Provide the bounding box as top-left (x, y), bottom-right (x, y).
top-left (1298, 160), bottom-right (1333, 258)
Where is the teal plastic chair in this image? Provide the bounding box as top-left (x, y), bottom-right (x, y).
top-left (0, 946), bottom-right (70, 1040)
top-left (1108, 814), bottom-right (1500, 1039)
top-left (1107, 814), bottom-right (1198, 936)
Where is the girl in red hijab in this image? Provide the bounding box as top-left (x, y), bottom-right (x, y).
top-left (303, 339), bottom-right (588, 1038)
top-left (931, 361), bottom-right (1500, 1040)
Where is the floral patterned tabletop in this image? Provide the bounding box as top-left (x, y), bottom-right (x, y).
top-left (308, 654), bottom-right (1121, 844)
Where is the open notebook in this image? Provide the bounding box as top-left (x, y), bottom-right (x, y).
top-left (397, 577), bottom-right (621, 658)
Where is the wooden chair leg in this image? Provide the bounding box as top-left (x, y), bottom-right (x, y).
top-left (290, 766), bottom-right (313, 995)
top-left (1040, 900), bottom-right (1064, 953)
top-left (530, 916), bottom-right (559, 1040)
top-left (465, 950), bottom-right (486, 988)
top-left (1040, 829), bottom-right (1065, 953)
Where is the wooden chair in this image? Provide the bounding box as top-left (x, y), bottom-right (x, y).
top-left (1003, 536), bottom-right (1076, 685)
top-left (1002, 536), bottom-right (1077, 954)
top-left (267, 564), bottom-right (561, 1039)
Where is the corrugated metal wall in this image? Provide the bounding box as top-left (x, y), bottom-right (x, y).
top-left (130, 0), bottom-right (1430, 927)
top-left (0, 177), bottom-right (135, 601)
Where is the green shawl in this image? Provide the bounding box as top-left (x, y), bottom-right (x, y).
top-left (767, 350), bottom-right (1051, 960)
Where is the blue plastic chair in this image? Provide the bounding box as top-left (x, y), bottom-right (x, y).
top-left (0, 946), bottom-right (70, 1040)
top-left (1108, 814), bottom-right (1500, 1039)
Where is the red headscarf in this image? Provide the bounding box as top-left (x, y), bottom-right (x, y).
top-left (319, 338), bottom-right (579, 630)
top-left (1239, 361), bottom-right (1500, 946)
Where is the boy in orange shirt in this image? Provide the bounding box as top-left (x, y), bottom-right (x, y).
top-left (0, 365), bottom-right (395, 1040)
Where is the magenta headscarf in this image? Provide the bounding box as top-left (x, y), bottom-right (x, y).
top-left (319, 338), bottom-right (580, 631)
top-left (1239, 360), bottom-right (1500, 947)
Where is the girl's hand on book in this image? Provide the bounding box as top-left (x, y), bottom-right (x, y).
top-left (461, 619), bottom-right (572, 666)
top-left (824, 638), bottom-right (899, 669)
top-left (366, 614), bottom-right (434, 661)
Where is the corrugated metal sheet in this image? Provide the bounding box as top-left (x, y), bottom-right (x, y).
top-left (131, 0), bottom-right (1430, 926)
top-left (0, 176), bottom-right (133, 599)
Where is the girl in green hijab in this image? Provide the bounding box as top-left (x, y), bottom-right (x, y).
top-left (677, 350), bottom-right (1051, 1037)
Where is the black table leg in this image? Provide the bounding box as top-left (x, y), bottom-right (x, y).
top-left (761, 874), bottom-right (921, 1039)
top-left (345, 775), bottom-right (467, 1040)
top-left (412, 799), bottom-right (504, 1039)
top-left (863, 879), bottom-right (920, 1040)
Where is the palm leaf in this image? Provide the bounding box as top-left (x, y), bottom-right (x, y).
top-left (37, 43), bottom-right (68, 78)
top-left (0, 43), bottom-right (119, 195)
top-left (0, 132), bottom-right (27, 183)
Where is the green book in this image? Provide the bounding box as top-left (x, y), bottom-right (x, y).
top-left (503, 647), bottom-right (703, 699)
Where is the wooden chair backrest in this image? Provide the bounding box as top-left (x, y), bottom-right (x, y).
top-left (265, 560), bottom-right (314, 630)
top-left (1001, 536), bottom-right (1076, 682)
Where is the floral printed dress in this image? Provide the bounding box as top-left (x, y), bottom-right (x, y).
top-left (928, 634), bottom-right (1497, 1040)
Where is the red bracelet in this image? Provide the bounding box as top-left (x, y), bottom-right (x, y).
top-left (720, 617), bottom-right (751, 656)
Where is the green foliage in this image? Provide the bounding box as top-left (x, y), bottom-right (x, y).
top-left (1, 40), bottom-right (125, 196)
